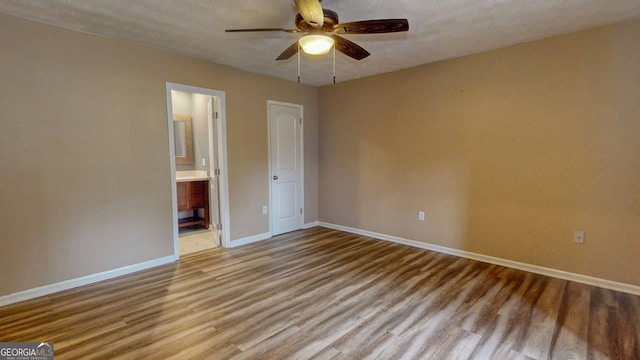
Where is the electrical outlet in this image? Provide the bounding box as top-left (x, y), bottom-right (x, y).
top-left (418, 211), bottom-right (425, 221)
top-left (202, 158), bottom-right (206, 166)
top-left (574, 231), bottom-right (584, 244)
top-left (262, 206), bottom-right (268, 215)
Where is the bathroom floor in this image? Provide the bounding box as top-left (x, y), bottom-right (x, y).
top-left (178, 226), bottom-right (217, 255)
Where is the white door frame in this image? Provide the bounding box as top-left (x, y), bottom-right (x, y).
top-left (267, 100), bottom-right (304, 235)
top-left (166, 82), bottom-right (231, 257)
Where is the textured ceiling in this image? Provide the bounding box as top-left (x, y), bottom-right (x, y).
top-left (1, 0), bottom-right (639, 86)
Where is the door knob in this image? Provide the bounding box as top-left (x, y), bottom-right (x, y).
top-left (273, 175), bottom-right (279, 180)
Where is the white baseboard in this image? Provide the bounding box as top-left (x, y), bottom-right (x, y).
top-left (0, 255), bottom-right (176, 307)
top-left (229, 231), bottom-right (272, 248)
top-left (303, 221), bottom-right (319, 229)
top-left (318, 222), bottom-right (640, 296)
top-left (229, 223), bottom-right (320, 247)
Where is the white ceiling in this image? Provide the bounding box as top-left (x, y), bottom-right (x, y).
top-left (1, 0), bottom-right (639, 86)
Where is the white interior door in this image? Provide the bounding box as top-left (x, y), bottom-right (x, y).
top-left (269, 101), bottom-right (303, 236)
top-left (208, 97), bottom-right (222, 246)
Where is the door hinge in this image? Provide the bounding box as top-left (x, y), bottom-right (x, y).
top-left (214, 168), bottom-right (221, 176)
top-left (300, 208), bottom-right (303, 214)
top-left (216, 223), bottom-right (222, 230)
top-left (299, 117), bottom-right (302, 124)
top-left (214, 111), bottom-right (219, 120)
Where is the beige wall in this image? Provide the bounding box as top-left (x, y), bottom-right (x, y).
top-left (318, 19), bottom-right (640, 286)
top-left (0, 13), bottom-right (318, 296)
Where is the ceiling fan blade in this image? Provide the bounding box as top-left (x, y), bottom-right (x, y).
top-left (333, 19), bottom-right (409, 34)
top-left (225, 28), bottom-right (299, 33)
top-left (331, 35), bottom-right (370, 61)
top-left (276, 41), bottom-right (300, 60)
top-left (294, 0), bottom-right (324, 28)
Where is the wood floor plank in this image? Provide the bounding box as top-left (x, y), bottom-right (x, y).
top-left (617, 292), bottom-right (640, 359)
top-left (469, 314), bottom-right (517, 359)
top-left (513, 277), bottom-right (566, 359)
top-left (549, 281), bottom-right (590, 359)
top-left (1, 227), bottom-right (638, 359)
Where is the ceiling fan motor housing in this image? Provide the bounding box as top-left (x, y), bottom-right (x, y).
top-left (296, 9), bottom-right (339, 31)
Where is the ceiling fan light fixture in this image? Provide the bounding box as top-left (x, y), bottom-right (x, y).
top-left (299, 34), bottom-right (334, 55)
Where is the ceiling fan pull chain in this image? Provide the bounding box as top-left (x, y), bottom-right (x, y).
top-left (297, 42), bottom-right (301, 84)
top-left (333, 45), bottom-right (336, 84)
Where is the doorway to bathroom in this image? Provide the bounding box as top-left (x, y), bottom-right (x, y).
top-left (166, 83), bottom-right (230, 257)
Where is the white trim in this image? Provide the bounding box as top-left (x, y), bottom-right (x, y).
top-left (303, 221), bottom-right (319, 229)
top-left (0, 256), bottom-right (175, 307)
top-left (207, 97), bottom-right (217, 246)
top-left (166, 83), bottom-right (231, 254)
top-left (217, 94), bottom-right (231, 248)
top-left (317, 222), bottom-right (640, 296)
top-left (166, 85), bottom-right (180, 258)
top-left (267, 100), bottom-right (305, 236)
top-left (228, 232), bottom-right (272, 248)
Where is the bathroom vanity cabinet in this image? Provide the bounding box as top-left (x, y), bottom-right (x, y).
top-left (177, 180), bottom-right (209, 229)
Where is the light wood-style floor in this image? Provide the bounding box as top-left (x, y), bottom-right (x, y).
top-left (1, 227), bottom-right (638, 359)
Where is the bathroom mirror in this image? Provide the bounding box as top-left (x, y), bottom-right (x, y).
top-left (173, 114), bottom-right (193, 164)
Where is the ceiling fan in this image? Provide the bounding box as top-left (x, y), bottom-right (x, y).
top-left (225, 0), bottom-right (409, 61)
